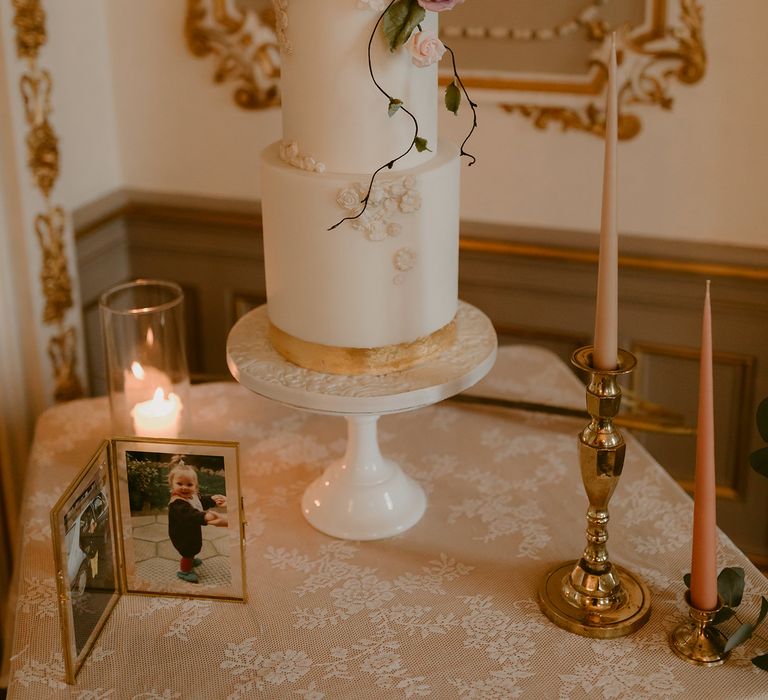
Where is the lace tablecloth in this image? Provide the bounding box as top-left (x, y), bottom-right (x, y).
top-left (7, 346), bottom-right (768, 699)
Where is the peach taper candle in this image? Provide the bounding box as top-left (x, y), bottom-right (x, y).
top-left (593, 34), bottom-right (618, 371)
top-left (690, 280), bottom-right (718, 611)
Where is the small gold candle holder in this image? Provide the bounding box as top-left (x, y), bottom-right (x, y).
top-left (670, 592), bottom-right (729, 666)
top-left (538, 346), bottom-right (652, 638)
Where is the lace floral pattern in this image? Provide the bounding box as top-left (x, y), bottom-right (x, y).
top-left (128, 598), bottom-right (212, 641)
top-left (17, 577), bottom-right (57, 618)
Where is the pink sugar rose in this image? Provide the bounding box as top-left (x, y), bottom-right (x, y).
top-left (417, 0), bottom-right (465, 11)
top-left (408, 30), bottom-right (446, 68)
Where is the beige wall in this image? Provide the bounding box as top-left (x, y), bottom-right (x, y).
top-left (44, 1), bottom-right (122, 207)
top-left (104, 0), bottom-right (280, 199)
top-left (96, 0), bottom-right (768, 248)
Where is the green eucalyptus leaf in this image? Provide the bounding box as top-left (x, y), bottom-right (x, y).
top-left (383, 0), bottom-right (425, 51)
top-left (414, 136), bottom-right (431, 153)
top-left (724, 622), bottom-right (754, 653)
top-left (749, 446), bottom-right (768, 478)
top-left (388, 98), bottom-right (403, 117)
top-left (756, 596), bottom-right (768, 628)
top-left (756, 396), bottom-right (768, 442)
top-left (713, 606), bottom-right (735, 625)
top-left (683, 573), bottom-right (691, 589)
top-left (718, 566), bottom-right (745, 607)
top-left (753, 653), bottom-right (768, 671)
top-left (445, 81), bottom-right (461, 115)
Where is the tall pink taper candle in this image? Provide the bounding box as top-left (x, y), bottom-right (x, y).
top-left (690, 280), bottom-right (718, 611)
top-left (593, 34), bottom-right (619, 371)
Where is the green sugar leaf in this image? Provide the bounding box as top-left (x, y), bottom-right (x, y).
top-left (724, 622), bottom-right (754, 653)
top-left (383, 0), bottom-right (425, 51)
top-left (757, 397), bottom-right (768, 442)
top-left (414, 136), bottom-right (431, 153)
top-left (445, 81), bottom-right (461, 115)
top-left (683, 573), bottom-right (691, 589)
top-left (713, 606), bottom-right (735, 625)
top-left (750, 446), bottom-right (768, 478)
top-left (388, 98), bottom-right (403, 117)
top-left (718, 566), bottom-right (745, 608)
top-left (756, 596), bottom-right (768, 628)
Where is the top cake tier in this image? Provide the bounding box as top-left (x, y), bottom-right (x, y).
top-left (276, 0), bottom-right (439, 175)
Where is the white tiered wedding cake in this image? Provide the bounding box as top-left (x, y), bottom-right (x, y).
top-left (261, 0), bottom-right (462, 375)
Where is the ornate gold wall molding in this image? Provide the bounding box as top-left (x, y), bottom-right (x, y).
top-left (12, 0), bottom-right (84, 401)
top-left (185, 0), bottom-right (280, 110)
top-left (11, 0), bottom-right (45, 58)
top-left (497, 0), bottom-right (706, 140)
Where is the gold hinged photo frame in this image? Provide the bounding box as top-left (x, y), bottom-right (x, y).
top-left (50, 437), bottom-right (247, 683)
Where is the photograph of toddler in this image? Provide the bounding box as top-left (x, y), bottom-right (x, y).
top-left (167, 456), bottom-right (228, 583)
top-left (124, 449), bottom-right (234, 592)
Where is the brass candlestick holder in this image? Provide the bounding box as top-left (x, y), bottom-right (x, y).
top-left (670, 592), bottom-right (729, 666)
top-left (538, 346), bottom-right (651, 638)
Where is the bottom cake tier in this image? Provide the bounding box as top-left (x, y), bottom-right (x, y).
top-left (260, 141), bottom-right (460, 375)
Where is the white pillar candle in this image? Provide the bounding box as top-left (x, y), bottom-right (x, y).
top-left (131, 387), bottom-right (182, 438)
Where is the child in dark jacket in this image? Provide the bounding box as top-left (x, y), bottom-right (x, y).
top-left (167, 457), bottom-right (227, 583)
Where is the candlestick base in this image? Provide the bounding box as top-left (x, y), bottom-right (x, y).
top-left (669, 593), bottom-right (729, 666)
top-left (538, 561), bottom-right (651, 638)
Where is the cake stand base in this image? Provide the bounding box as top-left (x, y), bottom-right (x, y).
top-left (227, 301), bottom-right (497, 540)
top-left (302, 415), bottom-right (425, 540)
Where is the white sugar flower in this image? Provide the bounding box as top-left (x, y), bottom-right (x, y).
top-left (399, 190), bottom-right (422, 213)
top-left (336, 188), bottom-right (362, 212)
top-left (393, 247), bottom-right (417, 272)
top-left (363, 219), bottom-right (387, 241)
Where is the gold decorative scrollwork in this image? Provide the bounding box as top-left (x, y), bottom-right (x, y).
top-left (498, 0), bottom-right (706, 140)
top-left (185, 0), bottom-right (280, 110)
top-left (623, 0), bottom-right (705, 107)
top-left (26, 120), bottom-right (59, 197)
top-left (502, 102), bottom-right (642, 141)
top-left (20, 70), bottom-right (59, 195)
top-left (20, 69), bottom-right (51, 123)
top-left (48, 328), bottom-right (83, 403)
top-left (11, 0), bottom-right (46, 60)
top-left (13, 0), bottom-right (84, 401)
top-left (35, 209), bottom-right (73, 324)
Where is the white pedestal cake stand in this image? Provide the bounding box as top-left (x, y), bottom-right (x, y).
top-left (226, 301), bottom-right (497, 540)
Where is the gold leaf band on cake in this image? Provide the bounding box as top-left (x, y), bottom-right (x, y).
top-left (269, 318), bottom-right (457, 376)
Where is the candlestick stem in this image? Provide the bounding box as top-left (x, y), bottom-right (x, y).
top-left (537, 346), bottom-right (651, 638)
